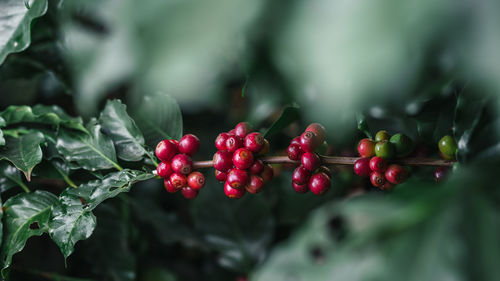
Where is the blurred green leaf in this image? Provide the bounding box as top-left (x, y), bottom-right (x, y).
top-left (0, 162), bottom-right (24, 193)
top-left (0, 116), bottom-right (5, 146)
top-left (356, 113), bottom-right (372, 139)
top-left (0, 132), bottom-right (45, 181)
top-left (263, 104), bottom-right (300, 138)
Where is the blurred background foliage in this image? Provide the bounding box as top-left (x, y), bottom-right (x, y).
top-left (1, 0), bottom-right (500, 280)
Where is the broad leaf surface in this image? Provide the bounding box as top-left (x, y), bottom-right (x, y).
top-left (0, 132), bottom-right (45, 180)
top-left (0, 116), bottom-right (5, 146)
top-left (0, 162), bottom-right (23, 193)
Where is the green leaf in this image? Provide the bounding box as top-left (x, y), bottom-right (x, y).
top-left (263, 104), bottom-right (300, 138)
top-left (0, 162), bottom-right (23, 193)
top-left (99, 100), bottom-right (147, 162)
top-left (0, 132), bottom-right (45, 181)
top-left (56, 120), bottom-right (122, 171)
top-left (356, 113), bottom-right (372, 139)
top-left (0, 0), bottom-right (48, 65)
top-left (0, 190), bottom-right (58, 276)
top-left (0, 116), bottom-right (5, 146)
top-left (49, 169), bottom-right (153, 259)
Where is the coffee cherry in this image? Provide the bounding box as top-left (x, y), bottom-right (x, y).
top-left (215, 170), bottom-right (227, 181)
top-left (290, 136), bottom-right (301, 147)
top-left (260, 164), bottom-right (274, 183)
top-left (309, 172), bottom-right (331, 195)
top-left (171, 154), bottom-right (193, 175)
top-left (228, 129), bottom-right (236, 135)
top-left (370, 171), bottom-right (386, 187)
top-left (438, 135), bottom-right (457, 159)
top-left (292, 182), bottom-right (309, 193)
top-left (215, 133), bottom-right (229, 151)
top-left (287, 144), bottom-right (302, 161)
top-left (249, 159), bottom-right (264, 175)
top-left (390, 133), bottom-right (413, 157)
top-left (156, 162), bottom-right (173, 178)
top-left (181, 187), bottom-right (198, 199)
top-left (169, 172), bottom-right (187, 189)
top-left (434, 167), bottom-right (449, 182)
top-left (227, 168), bottom-right (249, 189)
top-left (224, 182), bottom-right (246, 199)
top-left (213, 151), bottom-right (233, 172)
top-left (245, 175), bottom-right (264, 194)
top-left (164, 179), bottom-right (178, 193)
top-left (374, 130), bottom-right (389, 142)
top-left (226, 135), bottom-right (243, 153)
top-left (244, 132), bottom-right (264, 153)
top-left (353, 157), bottom-right (371, 177)
top-left (155, 140), bottom-right (178, 162)
top-left (317, 166), bottom-right (331, 177)
top-left (258, 139), bottom-right (270, 155)
top-left (234, 122), bottom-right (253, 138)
top-left (380, 181), bottom-right (395, 190)
top-left (439, 151), bottom-right (454, 160)
top-left (306, 123), bottom-right (326, 144)
top-left (385, 164), bottom-right (408, 184)
top-left (375, 140), bottom-right (395, 159)
top-left (178, 134), bottom-right (200, 155)
top-left (187, 171), bottom-right (205, 190)
top-left (301, 152), bottom-right (321, 171)
top-left (292, 166), bottom-right (311, 185)
top-left (233, 148), bottom-right (254, 170)
top-left (357, 138), bottom-right (375, 157)
top-left (369, 156), bottom-right (387, 173)
top-left (300, 131), bottom-right (320, 152)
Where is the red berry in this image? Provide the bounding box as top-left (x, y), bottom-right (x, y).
top-left (226, 135), bottom-right (243, 153)
top-left (305, 123), bottom-right (326, 144)
top-left (353, 158), bottom-right (371, 177)
top-left (290, 136), bottom-right (301, 146)
top-left (260, 164), bottom-right (274, 183)
top-left (181, 186), bottom-right (198, 199)
top-left (215, 170), bottom-right (227, 181)
top-left (369, 156), bottom-right (387, 173)
top-left (300, 131), bottom-right (320, 152)
top-left (233, 148), bottom-right (254, 170)
top-left (249, 159), bottom-right (264, 174)
top-left (245, 175), bottom-right (264, 194)
top-left (292, 166), bottom-right (311, 185)
top-left (224, 182), bottom-right (246, 199)
top-left (164, 179), bottom-right (178, 193)
top-left (187, 171), bottom-right (205, 190)
top-left (257, 139), bottom-right (270, 155)
top-left (227, 168), bottom-right (249, 189)
top-left (228, 129), bottom-right (236, 135)
top-left (234, 122), bottom-right (253, 138)
top-left (357, 138), bottom-right (375, 158)
top-left (380, 181), bottom-right (395, 190)
top-left (244, 132), bottom-right (264, 153)
top-left (301, 152), bottom-right (321, 171)
top-left (171, 154), bottom-right (193, 175)
top-left (156, 162), bottom-right (173, 178)
top-left (292, 182), bottom-right (309, 193)
top-left (370, 171), bottom-right (386, 187)
top-left (385, 164), bottom-right (408, 184)
top-left (287, 144), bottom-right (302, 161)
top-left (215, 133), bottom-right (229, 151)
top-left (213, 151), bottom-right (233, 172)
top-left (309, 172), bottom-right (331, 195)
top-left (178, 134), bottom-right (200, 155)
top-left (434, 167), bottom-right (449, 182)
top-left (155, 140), bottom-right (178, 162)
top-left (169, 173), bottom-right (187, 189)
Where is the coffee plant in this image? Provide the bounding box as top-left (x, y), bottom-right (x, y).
top-left (1, 0), bottom-right (500, 280)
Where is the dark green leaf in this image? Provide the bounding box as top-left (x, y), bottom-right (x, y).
top-left (0, 162), bottom-right (23, 193)
top-left (356, 113), bottom-right (372, 139)
top-left (0, 190), bottom-right (58, 276)
top-left (0, 132), bottom-right (45, 180)
top-left (0, 116), bottom-right (5, 146)
top-left (264, 104), bottom-right (300, 138)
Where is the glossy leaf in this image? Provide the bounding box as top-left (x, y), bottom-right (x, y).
top-left (49, 169), bottom-right (153, 259)
top-left (0, 190), bottom-right (58, 276)
top-left (0, 116), bottom-right (5, 146)
top-left (263, 104), bottom-right (300, 138)
top-left (0, 162), bottom-right (23, 193)
top-left (0, 132), bottom-right (45, 181)
top-left (99, 100), bottom-right (147, 162)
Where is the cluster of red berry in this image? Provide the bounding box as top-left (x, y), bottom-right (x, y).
top-left (354, 130), bottom-right (412, 189)
top-left (155, 134), bottom-right (205, 199)
top-left (212, 122), bottom-right (273, 199)
top-left (287, 123), bottom-right (332, 195)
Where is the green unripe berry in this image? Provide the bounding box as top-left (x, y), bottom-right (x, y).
top-left (375, 140), bottom-right (395, 159)
top-left (390, 133), bottom-right (414, 157)
top-left (375, 130), bottom-right (390, 142)
top-left (438, 135), bottom-right (457, 158)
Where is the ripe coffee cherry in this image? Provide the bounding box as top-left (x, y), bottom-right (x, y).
top-left (213, 151), bottom-right (233, 172)
top-left (156, 162), bottom-right (173, 178)
top-left (287, 144), bottom-right (302, 161)
top-left (438, 135), bottom-right (457, 159)
top-left (390, 133), bottom-right (413, 157)
top-left (309, 172), bottom-right (331, 196)
top-left (385, 164), bottom-right (408, 184)
top-left (164, 179), bottom-right (178, 193)
top-left (292, 166), bottom-right (311, 185)
top-left (224, 182), bottom-right (246, 199)
top-left (187, 171), bottom-right (205, 190)
top-left (155, 140), bottom-right (178, 162)
top-left (215, 170), bottom-right (227, 181)
top-left (357, 138), bottom-right (375, 157)
top-left (227, 168), bottom-right (249, 189)
top-left (375, 140), bottom-right (395, 159)
top-left (369, 156), bottom-right (387, 173)
top-left (249, 159), bottom-right (264, 175)
top-left (181, 187), bottom-right (198, 199)
top-left (375, 130), bottom-right (390, 142)
top-left (171, 154), bottom-right (193, 175)
top-left (215, 133), bottom-right (229, 151)
top-left (300, 131), bottom-right (320, 152)
top-left (226, 135), bottom-right (243, 153)
top-left (260, 164), bottom-right (274, 183)
top-left (234, 122), bottom-right (253, 138)
top-left (258, 139), bottom-right (270, 155)
top-left (380, 181), bottom-right (395, 190)
top-left (292, 182), bottom-right (309, 193)
top-left (244, 132), bottom-right (264, 153)
top-left (169, 173), bottom-right (187, 189)
top-left (434, 167), bottom-right (449, 182)
top-left (306, 123), bottom-right (326, 144)
top-left (178, 134), bottom-right (200, 155)
top-left (233, 148), bottom-right (254, 169)
top-left (370, 171), bottom-right (386, 187)
top-left (301, 152), bottom-right (321, 171)
top-left (245, 175), bottom-right (265, 194)
top-left (353, 157), bottom-right (371, 177)
top-left (228, 129), bottom-right (236, 135)
top-left (290, 136), bottom-right (301, 147)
